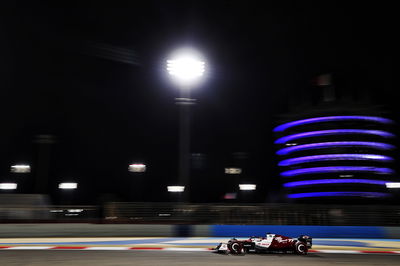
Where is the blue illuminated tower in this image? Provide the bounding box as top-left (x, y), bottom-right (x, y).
top-left (274, 75), bottom-right (397, 202)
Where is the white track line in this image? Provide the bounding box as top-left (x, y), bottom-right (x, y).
top-left (6, 246), bottom-right (55, 250)
top-left (85, 247), bottom-right (131, 250)
top-left (313, 250), bottom-right (361, 254)
top-left (0, 246), bottom-right (399, 254)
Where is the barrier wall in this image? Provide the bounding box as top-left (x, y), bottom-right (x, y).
top-left (210, 225), bottom-right (389, 238)
top-left (0, 224), bottom-right (399, 238)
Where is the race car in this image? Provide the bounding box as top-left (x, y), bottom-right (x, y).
top-left (213, 233), bottom-right (312, 255)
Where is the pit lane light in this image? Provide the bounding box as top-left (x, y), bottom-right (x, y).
top-left (128, 163), bottom-right (146, 172)
top-left (225, 168), bottom-right (242, 174)
top-left (239, 184), bottom-right (256, 191)
top-left (0, 183), bottom-right (17, 190)
top-left (58, 182), bottom-right (78, 189)
top-left (167, 186), bottom-right (185, 192)
top-left (10, 164), bottom-right (31, 173)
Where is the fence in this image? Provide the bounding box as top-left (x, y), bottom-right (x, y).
top-left (103, 202), bottom-right (400, 226)
top-left (0, 205), bottom-right (99, 222)
top-left (1, 202), bottom-right (399, 226)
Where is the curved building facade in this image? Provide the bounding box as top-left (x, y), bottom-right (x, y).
top-left (274, 115), bottom-right (397, 202)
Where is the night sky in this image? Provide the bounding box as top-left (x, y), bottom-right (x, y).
top-left (1, 1), bottom-right (397, 204)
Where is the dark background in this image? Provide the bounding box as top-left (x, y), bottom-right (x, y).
top-left (0, 1), bottom-right (397, 204)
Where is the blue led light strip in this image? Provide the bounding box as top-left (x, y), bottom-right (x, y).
top-left (277, 141), bottom-right (395, 156)
top-left (287, 192), bottom-right (391, 198)
top-left (278, 154), bottom-right (394, 166)
top-left (280, 166), bottom-right (394, 177)
top-left (274, 116), bottom-right (394, 132)
top-left (283, 179), bottom-right (389, 188)
top-left (275, 129), bottom-right (395, 144)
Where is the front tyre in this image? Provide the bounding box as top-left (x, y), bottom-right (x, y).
top-left (295, 242), bottom-right (308, 255)
top-left (228, 242), bottom-right (244, 255)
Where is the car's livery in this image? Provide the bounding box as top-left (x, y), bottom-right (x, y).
top-left (214, 233), bottom-right (312, 255)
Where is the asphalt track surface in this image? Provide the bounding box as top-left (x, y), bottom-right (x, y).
top-left (1, 250), bottom-right (400, 266)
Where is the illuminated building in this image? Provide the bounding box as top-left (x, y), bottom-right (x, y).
top-left (274, 75), bottom-right (397, 202)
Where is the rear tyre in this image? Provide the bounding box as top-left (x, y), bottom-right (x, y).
top-left (295, 242), bottom-right (307, 255)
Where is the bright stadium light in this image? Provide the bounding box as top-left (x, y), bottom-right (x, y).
top-left (165, 48), bottom-right (206, 203)
top-left (10, 164), bottom-right (31, 173)
top-left (128, 163), bottom-right (146, 173)
top-left (58, 182), bottom-right (78, 189)
top-left (386, 182), bottom-right (400, 188)
top-left (167, 186), bottom-right (185, 192)
top-left (167, 48), bottom-right (205, 86)
top-left (239, 184), bottom-right (256, 191)
top-left (0, 183), bottom-right (17, 190)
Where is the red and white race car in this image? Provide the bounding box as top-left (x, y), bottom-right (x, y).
top-left (214, 233), bottom-right (312, 255)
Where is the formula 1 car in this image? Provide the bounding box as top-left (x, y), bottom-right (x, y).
top-left (213, 233), bottom-right (312, 255)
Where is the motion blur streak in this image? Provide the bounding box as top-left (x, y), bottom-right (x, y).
top-left (280, 166), bottom-right (394, 177)
top-left (275, 129), bottom-right (395, 144)
top-left (82, 41), bottom-right (141, 66)
top-left (287, 192), bottom-right (391, 198)
top-left (277, 141), bottom-right (395, 155)
top-left (278, 154), bottom-right (394, 166)
top-left (283, 179), bottom-right (389, 188)
top-left (274, 116), bottom-right (394, 132)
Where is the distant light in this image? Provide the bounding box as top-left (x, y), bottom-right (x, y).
top-left (225, 168), bottom-right (242, 174)
top-left (167, 186), bottom-right (185, 192)
top-left (339, 174), bottom-right (354, 178)
top-left (50, 210), bottom-right (63, 213)
top-left (167, 48), bottom-right (205, 86)
top-left (58, 183), bottom-right (78, 189)
top-left (239, 184), bottom-right (256, 191)
top-left (10, 164), bottom-right (31, 173)
top-left (386, 182), bottom-right (400, 188)
top-left (0, 183), bottom-right (17, 190)
top-left (285, 143), bottom-right (297, 146)
top-left (128, 163), bottom-right (146, 172)
top-left (67, 209), bottom-right (84, 213)
top-left (224, 193), bottom-right (237, 199)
